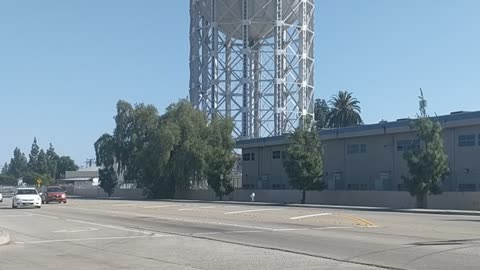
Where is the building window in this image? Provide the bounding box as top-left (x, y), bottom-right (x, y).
top-left (347, 144), bottom-right (359, 154)
top-left (242, 184), bottom-right (255, 190)
top-left (360, 144), bottom-right (367, 153)
top-left (250, 153), bottom-right (255, 161)
top-left (458, 183), bottom-right (476, 191)
top-left (458, 134), bottom-right (475, 147)
top-left (272, 184), bottom-right (287, 190)
top-left (242, 153), bottom-right (250, 161)
top-left (347, 184), bottom-right (359, 190)
top-left (272, 151), bottom-right (281, 159)
top-left (281, 151), bottom-right (287, 160)
top-left (397, 140), bottom-right (421, 151)
top-left (243, 184), bottom-right (255, 189)
top-left (347, 144), bottom-right (367, 154)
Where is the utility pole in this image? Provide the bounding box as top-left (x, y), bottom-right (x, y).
top-left (85, 158), bottom-right (95, 168)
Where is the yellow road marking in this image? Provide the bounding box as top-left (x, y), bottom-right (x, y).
top-left (336, 214), bottom-right (377, 228)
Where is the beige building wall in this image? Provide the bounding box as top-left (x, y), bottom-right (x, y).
top-left (238, 113), bottom-right (480, 192)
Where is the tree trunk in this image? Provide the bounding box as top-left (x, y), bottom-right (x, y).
top-left (416, 194), bottom-right (428, 209)
top-left (301, 190), bottom-right (306, 204)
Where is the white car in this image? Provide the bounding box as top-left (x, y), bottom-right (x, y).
top-left (12, 188), bottom-right (42, 209)
top-left (0, 192), bottom-right (3, 203)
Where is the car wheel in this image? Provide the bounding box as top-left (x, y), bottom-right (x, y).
top-left (36, 206), bottom-right (41, 209)
top-left (64, 201), bottom-right (67, 204)
top-left (12, 203), bottom-right (17, 209)
top-left (46, 200), bottom-right (49, 204)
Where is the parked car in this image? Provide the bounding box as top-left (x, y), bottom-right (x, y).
top-left (0, 192), bottom-right (3, 203)
top-left (12, 187), bottom-right (42, 208)
top-left (40, 186), bottom-right (67, 204)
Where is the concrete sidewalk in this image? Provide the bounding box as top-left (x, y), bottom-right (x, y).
top-left (162, 199), bottom-right (480, 216)
top-left (70, 196), bottom-right (480, 216)
top-left (0, 230), bottom-right (10, 246)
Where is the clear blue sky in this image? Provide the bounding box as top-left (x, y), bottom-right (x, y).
top-left (1, 0), bottom-right (479, 166)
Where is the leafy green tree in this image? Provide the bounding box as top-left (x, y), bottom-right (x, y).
top-left (135, 120), bottom-right (179, 198)
top-left (28, 137), bottom-right (40, 171)
top-left (56, 156), bottom-right (79, 179)
top-left (314, 98), bottom-right (330, 130)
top-left (161, 100), bottom-right (209, 193)
top-left (7, 148), bottom-right (28, 179)
top-left (23, 171), bottom-right (53, 186)
top-left (36, 149), bottom-right (49, 175)
top-left (95, 101), bottom-right (168, 198)
top-left (98, 167), bottom-right (118, 197)
top-left (0, 174), bottom-right (17, 186)
top-left (283, 129), bottom-right (325, 204)
top-left (46, 143), bottom-right (59, 179)
top-left (205, 117), bottom-right (236, 200)
top-left (95, 99), bottom-right (237, 199)
top-left (112, 101), bottom-right (136, 183)
top-left (1, 162), bottom-right (8, 174)
top-left (326, 91), bottom-right (363, 128)
top-left (95, 134), bottom-right (118, 196)
top-left (402, 90), bottom-right (449, 209)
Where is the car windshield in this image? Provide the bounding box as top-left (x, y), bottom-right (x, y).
top-left (16, 189), bottom-right (38, 195)
top-left (47, 187), bottom-right (64, 192)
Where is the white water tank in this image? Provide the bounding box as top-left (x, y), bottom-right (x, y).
top-left (198, 0), bottom-right (301, 40)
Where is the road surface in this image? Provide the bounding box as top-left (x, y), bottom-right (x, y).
top-left (1, 198), bottom-right (480, 269)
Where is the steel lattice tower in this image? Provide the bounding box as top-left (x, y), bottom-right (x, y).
top-left (190, 0), bottom-right (315, 139)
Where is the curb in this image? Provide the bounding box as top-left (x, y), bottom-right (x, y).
top-left (0, 230), bottom-right (11, 246)
top-left (161, 199), bottom-right (480, 217)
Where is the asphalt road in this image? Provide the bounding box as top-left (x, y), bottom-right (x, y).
top-left (1, 198), bottom-right (480, 270)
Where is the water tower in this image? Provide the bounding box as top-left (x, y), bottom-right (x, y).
top-left (189, 0), bottom-right (315, 139)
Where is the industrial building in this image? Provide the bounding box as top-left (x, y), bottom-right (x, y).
top-left (237, 111), bottom-right (480, 192)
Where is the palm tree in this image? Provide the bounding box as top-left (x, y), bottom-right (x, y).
top-left (326, 91), bottom-right (363, 128)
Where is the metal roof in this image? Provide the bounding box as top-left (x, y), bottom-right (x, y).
top-left (320, 110), bottom-right (480, 137)
top-left (236, 110), bottom-right (480, 147)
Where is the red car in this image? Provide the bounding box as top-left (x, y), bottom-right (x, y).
top-left (41, 186), bottom-right (67, 204)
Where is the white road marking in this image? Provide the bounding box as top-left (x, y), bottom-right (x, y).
top-left (31, 213), bottom-right (160, 236)
top-left (179, 206), bottom-right (216, 211)
top-left (192, 232), bottom-right (222, 236)
top-left (225, 230), bottom-right (263, 234)
top-left (143, 215), bottom-right (278, 231)
top-left (111, 204), bottom-right (137, 207)
top-left (272, 228), bottom-right (310, 232)
top-left (15, 234), bottom-right (174, 244)
top-left (199, 206), bottom-right (216, 209)
top-left (224, 208), bottom-right (282, 215)
top-left (194, 230), bottom-right (266, 236)
top-left (58, 206), bottom-right (367, 234)
top-left (0, 213), bottom-right (33, 218)
top-left (143, 204), bottom-right (177, 209)
top-left (314, 226), bottom-right (353, 230)
top-left (289, 213), bottom-right (333, 220)
top-left (53, 228), bottom-right (99, 233)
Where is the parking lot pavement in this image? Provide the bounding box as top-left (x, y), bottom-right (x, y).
top-left (2, 199), bottom-right (480, 269)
